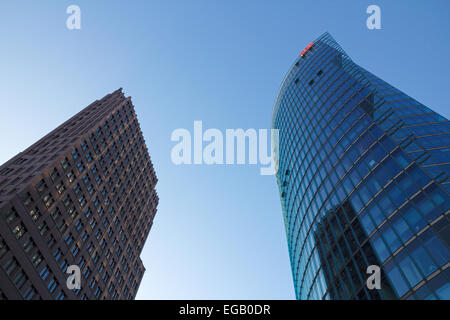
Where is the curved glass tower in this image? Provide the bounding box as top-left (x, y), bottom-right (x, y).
top-left (273, 33), bottom-right (450, 300)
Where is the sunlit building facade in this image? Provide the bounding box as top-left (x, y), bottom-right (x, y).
top-left (273, 33), bottom-right (450, 300)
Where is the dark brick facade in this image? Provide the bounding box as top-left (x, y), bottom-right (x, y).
top-left (0, 89), bottom-right (158, 300)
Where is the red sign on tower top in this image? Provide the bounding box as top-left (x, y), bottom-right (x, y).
top-left (300, 42), bottom-right (315, 57)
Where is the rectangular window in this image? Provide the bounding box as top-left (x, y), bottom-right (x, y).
top-left (23, 286), bottom-right (37, 300)
top-left (31, 251), bottom-right (43, 268)
top-left (47, 277), bottom-right (58, 293)
top-left (39, 265), bottom-right (50, 280)
top-left (42, 193), bottom-right (54, 208)
top-left (66, 171), bottom-right (75, 183)
top-left (28, 207), bottom-right (41, 222)
top-left (72, 149), bottom-right (80, 160)
top-left (12, 223), bottom-right (27, 239)
top-left (35, 179), bottom-right (48, 193)
top-left (55, 290), bottom-right (65, 300)
top-left (50, 168), bottom-right (60, 181)
top-left (4, 257), bottom-right (19, 276)
top-left (13, 271), bottom-right (28, 290)
top-left (61, 158), bottom-right (70, 170)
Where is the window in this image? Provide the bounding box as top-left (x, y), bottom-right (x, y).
top-left (94, 144), bottom-right (100, 155)
top-left (12, 223), bottom-right (26, 239)
top-left (57, 220), bottom-right (67, 234)
top-left (29, 207), bottom-right (41, 222)
top-left (66, 170), bottom-right (75, 183)
top-left (62, 194), bottom-right (73, 207)
top-left (3, 257), bottom-right (19, 276)
top-left (53, 248), bottom-right (63, 262)
top-left (77, 175), bottom-right (87, 186)
top-left (89, 278), bottom-right (97, 289)
top-left (89, 133), bottom-right (96, 144)
top-left (72, 148), bottom-right (80, 160)
top-left (50, 207), bottom-right (62, 221)
top-left (0, 167), bottom-right (14, 175)
top-left (84, 207), bottom-right (93, 219)
top-left (31, 251), bottom-right (43, 268)
top-left (76, 161), bottom-right (85, 173)
top-left (35, 179), bottom-right (48, 193)
top-left (87, 242), bottom-right (94, 255)
top-left (65, 233), bottom-right (74, 246)
top-left (38, 221), bottom-right (48, 236)
top-left (371, 232), bottom-right (389, 262)
top-left (83, 267), bottom-right (91, 279)
top-left (94, 287), bottom-right (102, 299)
top-left (59, 259), bottom-right (68, 272)
top-left (61, 158), bottom-right (70, 170)
top-left (71, 244), bottom-right (79, 257)
top-left (96, 229), bottom-right (102, 241)
top-left (86, 153), bottom-right (94, 164)
top-left (421, 229), bottom-right (449, 267)
top-left (409, 242), bottom-right (436, 277)
top-left (391, 214), bottom-right (413, 243)
top-left (4, 208), bottom-right (19, 224)
top-left (93, 252), bottom-right (100, 265)
top-left (81, 140), bottom-right (88, 151)
top-left (81, 230), bottom-right (88, 242)
top-left (77, 256), bottom-right (86, 269)
top-left (46, 234), bottom-right (56, 249)
top-left (73, 183), bottom-right (82, 196)
top-left (56, 182), bottom-right (65, 194)
top-left (42, 193), bottom-right (54, 208)
top-left (23, 286), bottom-right (37, 300)
top-left (75, 219), bottom-right (83, 231)
top-left (13, 271), bottom-right (28, 290)
top-left (50, 168), bottom-right (60, 181)
top-left (396, 253), bottom-right (422, 288)
top-left (55, 290), bottom-right (65, 300)
top-left (23, 193), bottom-right (34, 207)
top-left (0, 240), bottom-right (8, 260)
top-left (102, 271), bottom-right (110, 282)
top-left (47, 277), bottom-right (58, 293)
top-left (89, 218), bottom-right (97, 230)
top-left (87, 184), bottom-right (94, 195)
top-left (402, 205), bottom-right (426, 233)
top-left (78, 195), bottom-right (86, 207)
top-left (39, 265), bottom-right (50, 280)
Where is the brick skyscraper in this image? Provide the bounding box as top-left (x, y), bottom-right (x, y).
top-left (273, 33), bottom-right (449, 300)
top-left (0, 89), bottom-right (158, 300)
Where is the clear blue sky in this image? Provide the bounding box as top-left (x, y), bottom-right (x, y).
top-left (0, 1), bottom-right (449, 299)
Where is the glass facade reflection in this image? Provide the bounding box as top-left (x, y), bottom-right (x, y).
top-left (273, 33), bottom-right (450, 300)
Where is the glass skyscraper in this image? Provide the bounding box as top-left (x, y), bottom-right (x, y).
top-left (273, 33), bottom-right (450, 300)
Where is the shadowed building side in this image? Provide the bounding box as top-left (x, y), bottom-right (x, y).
top-left (0, 89), bottom-right (158, 300)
